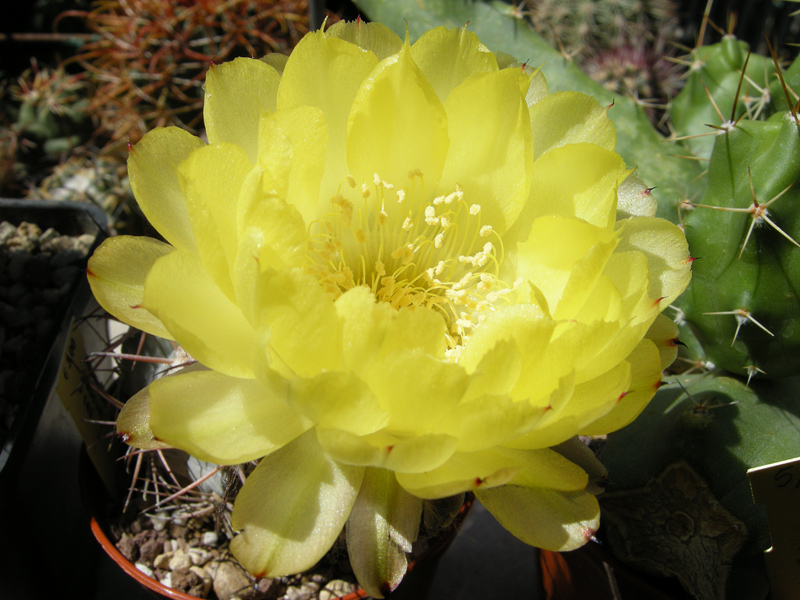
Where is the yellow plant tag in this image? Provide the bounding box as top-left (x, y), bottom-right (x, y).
top-left (748, 456), bottom-right (800, 600)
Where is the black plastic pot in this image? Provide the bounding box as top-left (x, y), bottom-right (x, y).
top-left (0, 199), bottom-right (107, 486)
top-left (0, 199), bottom-right (108, 598)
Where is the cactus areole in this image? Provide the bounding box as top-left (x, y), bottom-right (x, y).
top-left (87, 21), bottom-right (691, 597)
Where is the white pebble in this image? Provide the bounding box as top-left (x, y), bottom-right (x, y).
top-left (135, 563), bottom-right (154, 578)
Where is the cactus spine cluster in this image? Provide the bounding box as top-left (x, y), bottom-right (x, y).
top-left (670, 37), bottom-right (800, 380)
top-left (68, 0), bottom-right (311, 149)
top-left (519, 0), bottom-right (685, 120)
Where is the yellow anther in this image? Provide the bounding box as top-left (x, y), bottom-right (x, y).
top-left (469, 204), bottom-right (481, 215)
top-left (380, 275), bottom-right (395, 292)
top-left (424, 206), bottom-right (438, 225)
top-left (479, 225), bottom-right (493, 237)
top-left (402, 216), bottom-right (414, 231)
top-left (397, 189), bottom-right (407, 203)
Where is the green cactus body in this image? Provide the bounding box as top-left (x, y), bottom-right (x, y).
top-left (670, 37), bottom-right (776, 158)
top-left (678, 114), bottom-right (800, 378)
top-left (598, 374), bottom-right (800, 600)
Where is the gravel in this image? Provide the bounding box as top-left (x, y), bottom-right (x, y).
top-left (0, 218), bottom-right (94, 451)
top-left (112, 511), bottom-right (361, 600)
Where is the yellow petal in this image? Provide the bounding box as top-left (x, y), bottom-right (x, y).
top-left (233, 185), bottom-right (309, 324)
top-left (529, 91), bottom-right (616, 160)
top-left (326, 20), bottom-right (403, 60)
top-left (580, 337), bottom-right (664, 435)
top-left (346, 468), bottom-right (422, 598)
top-left (334, 286), bottom-right (395, 371)
top-left (477, 485), bottom-right (599, 551)
top-left (248, 268), bottom-right (343, 376)
top-left (336, 287), bottom-right (447, 370)
top-left (347, 41), bottom-right (449, 192)
top-left (516, 215), bottom-right (619, 320)
top-left (410, 26), bottom-right (498, 102)
top-left (291, 371), bottom-right (389, 436)
top-left (180, 142), bottom-right (253, 300)
top-left (396, 446), bottom-right (587, 499)
top-left (645, 313), bottom-right (680, 370)
top-left (143, 249), bottom-right (256, 378)
top-left (128, 127), bottom-right (204, 252)
top-left (614, 216), bottom-right (693, 306)
top-left (277, 30), bottom-right (379, 201)
top-left (316, 428), bottom-right (458, 474)
top-left (571, 274), bottom-right (623, 324)
top-left (526, 143), bottom-right (626, 229)
top-left (437, 68), bottom-right (533, 233)
top-left (87, 236), bottom-right (173, 338)
top-left (443, 393), bottom-right (548, 453)
top-left (148, 368), bottom-right (311, 464)
top-left (230, 431), bottom-right (364, 577)
top-left (367, 349), bottom-right (467, 432)
top-left (261, 53), bottom-right (288, 74)
top-left (204, 57), bottom-right (280, 163)
top-left (256, 105), bottom-right (328, 224)
top-left (459, 303), bottom-right (555, 403)
top-left (515, 360), bottom-right (632, 449)
top-left (602, 251), bottom-right (656, 326)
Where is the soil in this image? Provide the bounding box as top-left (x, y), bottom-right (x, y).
top-left (111, 509), bottom-right (361, 600)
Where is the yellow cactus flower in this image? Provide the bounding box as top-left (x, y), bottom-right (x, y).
top-left (89, 21), bottom-right (691, 597)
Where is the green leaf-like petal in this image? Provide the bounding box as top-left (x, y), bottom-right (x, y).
top-left (477, 484), bottom-right (599, 551)
top-left (230, 431), bottom-right (364, 577)
top-left (116, 384), bottom-right (170, 450)
top-left (346, 468), bottom-right (422, 598)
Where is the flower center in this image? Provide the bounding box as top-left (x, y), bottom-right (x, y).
top-left (307, 172), bottom-right (518, 357)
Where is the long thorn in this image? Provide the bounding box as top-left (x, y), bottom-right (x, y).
top-left (731, 51), bottom-right (751, 123)
top-left (765, 31), bottom-right (799, 125)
